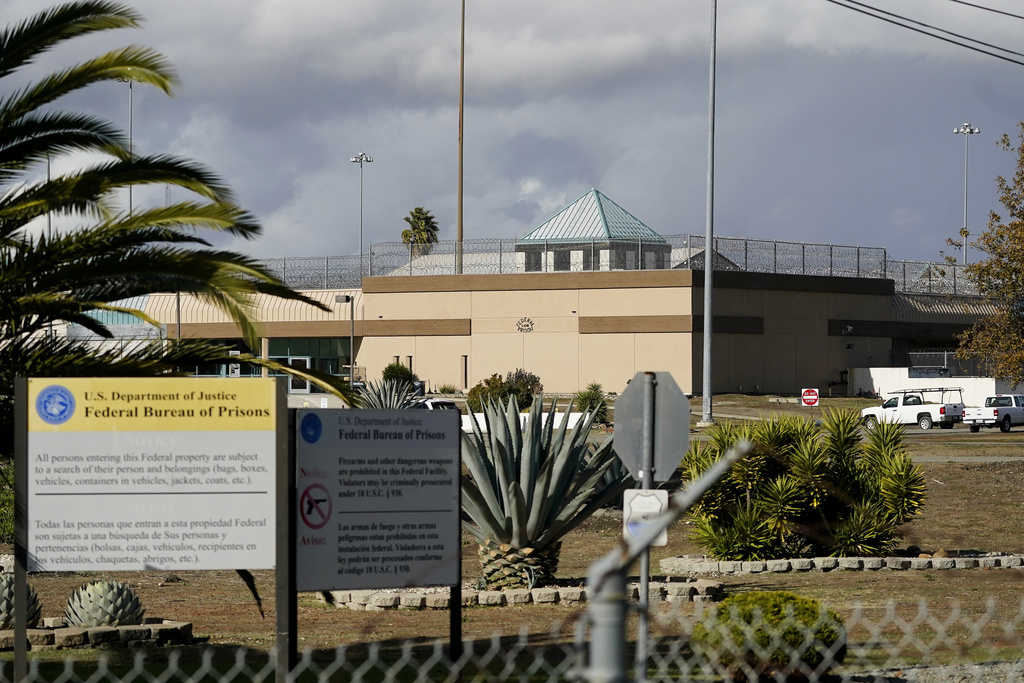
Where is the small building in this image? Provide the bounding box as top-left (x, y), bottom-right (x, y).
top-left (514, 189), bottom-right (672, 272)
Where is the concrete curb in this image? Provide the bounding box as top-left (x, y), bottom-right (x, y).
top-left (318, 578), bottom-right (726, 611)
top-left (660, 553), bottom-right (1024, 576)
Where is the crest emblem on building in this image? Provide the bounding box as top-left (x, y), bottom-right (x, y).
top-left (516, 317), bottom-right (534, 333)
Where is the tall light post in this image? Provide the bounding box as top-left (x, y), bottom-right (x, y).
top-left (699, 0), bottom-right (718, 427)
top-left (117, 76), bottom-right (134, 214)
top-left (954, 122), bottom-right (980, 265)
top-left (456, 0), bottom-right (466, 275)
top-left (349, 152), bottom-right (373, 280)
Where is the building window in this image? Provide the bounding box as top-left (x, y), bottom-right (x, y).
top-left (525, 251), bottom-right (542, 272)
top-left (462, 355), bottom-right (469, 389)
top-left (553, 250), bottom-right (571, 271)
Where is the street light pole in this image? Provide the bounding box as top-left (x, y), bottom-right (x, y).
top-left (457, 0), bottom-right (466, 275)
top-left (699, 0), bottom-right (718, 427)
top-left (117, 76), bottom-right (134, 214)
top-left (954, 122), bottom-right (980, 265)
top-left (350, 152), bottom-right (373, 280)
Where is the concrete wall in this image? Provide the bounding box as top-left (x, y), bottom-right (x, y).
top-left (847, 367), bottom-right (1019, 407)
top-left (144, 270), bottom-right (921, 398)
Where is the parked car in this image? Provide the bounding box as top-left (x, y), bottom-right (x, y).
top-left (963, 395), bottom-right (1024, 433)
top-left (412, 398), bottom-right (462, 412)
top-left (860, 387), bottom-right (965, 430)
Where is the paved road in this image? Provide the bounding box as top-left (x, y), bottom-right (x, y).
top-left (696, 412), bottom-right (1024, 463)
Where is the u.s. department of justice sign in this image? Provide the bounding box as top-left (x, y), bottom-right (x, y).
top-left (17, 377), bottom-right (284, 572)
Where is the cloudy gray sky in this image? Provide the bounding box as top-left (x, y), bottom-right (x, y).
top-left (7, 0), bottom-right (1024, 263)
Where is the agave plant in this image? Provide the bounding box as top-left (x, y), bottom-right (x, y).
top-left (356, 379), bottom-right (425, 409)
top-left (461, 396), bottom-right (630, 589)
top-left (0, 574), bottom-right (41, 629)
top-left (65, 580), bottom-right (145, 628)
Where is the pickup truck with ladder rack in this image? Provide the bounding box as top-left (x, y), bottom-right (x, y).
top-left (860, 387), bottom-right (966, 430)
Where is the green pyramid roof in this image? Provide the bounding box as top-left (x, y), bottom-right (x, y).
top-left (519, 189), bottom-right (666, 244)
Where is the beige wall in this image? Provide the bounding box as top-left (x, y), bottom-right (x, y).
top-left (147, 271), bottom-right (898, 397)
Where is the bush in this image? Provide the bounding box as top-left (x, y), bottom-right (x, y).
top-left (466, 369), bottom-right (542, 413)
top-left (466, 374), bottom-right (506, 413)
top-left (574, 382), bottom-right (608, 423)
top-left (382, 362), bottom-right (418, 385)
top-left (683, 411), bottom-right (926, 560)
top-left (0, 465), bottom-right (11, 545)
top-left (505, 369), bottom-right (542, 410)
top-left (691, 591), bottom-right (847, 680)
top-left (435, 383), bottom-right (459, 395)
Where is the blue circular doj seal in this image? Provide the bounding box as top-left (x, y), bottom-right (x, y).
top-left (36, 385), bottom-right (75, 425)
top-left (300, 412), bottom-right (322, 444)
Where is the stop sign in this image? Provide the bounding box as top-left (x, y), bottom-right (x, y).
top-left (801, 388), bottom-right (819, 407)
top-left (614, 372), bottom-right (691, 482)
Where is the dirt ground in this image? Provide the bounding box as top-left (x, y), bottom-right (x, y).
top-left (8, 395), bottom-right (1024, 656)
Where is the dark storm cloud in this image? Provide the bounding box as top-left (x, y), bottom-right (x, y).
top-left (3, 0), bottom-right (1022, 261)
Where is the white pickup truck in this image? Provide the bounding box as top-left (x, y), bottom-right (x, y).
top-left (860, 387), bottom-right (966, 431)
top-left (963, 395), bottom-right (1024, 433)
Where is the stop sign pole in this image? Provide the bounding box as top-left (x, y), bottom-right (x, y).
top-left (637, 372), bottom-right (655, 682)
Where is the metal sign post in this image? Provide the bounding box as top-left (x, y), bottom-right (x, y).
top-left (614, 371), bottom-right (691, 682)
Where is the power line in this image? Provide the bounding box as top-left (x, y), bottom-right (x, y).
top-left (843, 0), bottom-right (1024, 59)
top-left (825, 0), bottom-right (1024, 67)
top-left (947, 0), bottom-right (1024, 23)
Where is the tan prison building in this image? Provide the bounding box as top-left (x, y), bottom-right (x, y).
top-left (75, 190), bottom-right (992, 397)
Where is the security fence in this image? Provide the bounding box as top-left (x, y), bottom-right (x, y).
top-left (5, 600), bottom-right (1024, 681)
top-left (259, 235), bottom-right (979, 296)
top-left (892, 347), bottom-right (984, 377)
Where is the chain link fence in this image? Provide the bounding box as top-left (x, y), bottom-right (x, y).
top-left (5, 599), bottom-right (1024, 681)
top-left (891, 348), bottom-right (984, 377)
top-left (259, 235), bottom-right (978, 296)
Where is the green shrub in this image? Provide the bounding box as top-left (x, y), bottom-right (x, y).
top-left (574, 382), bottom-right (608, 423)
top-left (682, 410), bottom-right (926, 560)
top-left (466, 369), bottom-right (542, 413)
top-left (436, 383), bottom-right (459, 395)
top-left (0, 465), bottom-right (11, 545)
top-left (505, 369), bottom-right (542, 410)
top-left (691, 591), bottom-right (846, 679)
top-left (466, 374), bottom-right (506, 413)
top-left (382, 362), bottom-right (418, 385)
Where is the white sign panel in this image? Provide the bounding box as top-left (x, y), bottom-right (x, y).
top-left (24, 377), bottom-right (280, 572)
top-left (623, 489), bottom-right (669, 546)
top-left (801, 388), bottom-right (820, 407)
top-left (295, 409), bottom-right (461, 591)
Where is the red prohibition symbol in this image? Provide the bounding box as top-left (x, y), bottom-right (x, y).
top-left (300, 484), bottom-right (332, 530)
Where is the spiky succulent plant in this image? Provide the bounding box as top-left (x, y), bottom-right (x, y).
top-left (64, 580), bottom-right (145, 628)
top-left (0, 573), bottom-right (41, 629)
top-left (356, 379), bottom-right (425, 409)
top-left (461, 396), bottom-right (630, 589)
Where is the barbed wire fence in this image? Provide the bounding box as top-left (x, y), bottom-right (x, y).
top-left (258, 235), bottom-right (979, 297)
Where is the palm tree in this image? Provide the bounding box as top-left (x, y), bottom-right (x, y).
top-left (401, 207), bottom-right (439, 256)
top-left (0, 1), bottom-right (354, 460)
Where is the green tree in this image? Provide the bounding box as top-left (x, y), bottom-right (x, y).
top-left (401, 207), bottom-right (439, 254)
top-left (0, 1), bottom-right (353, 461)
top-left (956, 121), bottom-right (1024, 384)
